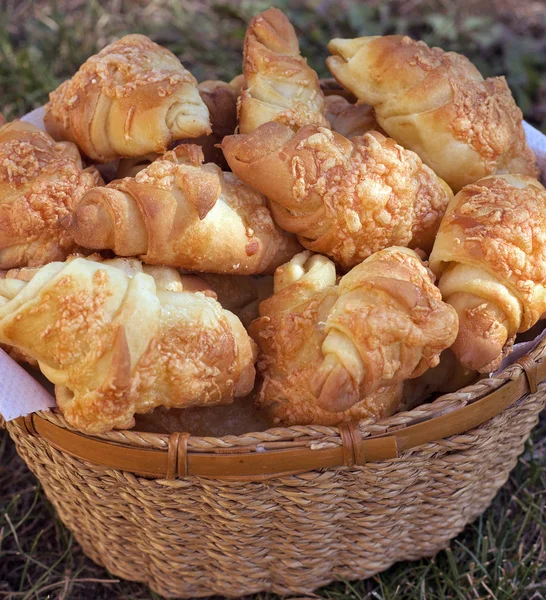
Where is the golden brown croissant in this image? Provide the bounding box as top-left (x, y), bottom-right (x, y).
top-left (0, 120), bottom-right (102, 270)
top-left (0, 257), bottom-right (257, 433)
top-left (324, 95), bottom-right (380, 138)
top-left (44, 34), bottom-right (211, 162)
top-left (65, 145), bottom-right (302, 274)
top-left (116, 78), bottom-right (239, 178)
top-left (327, 35), bottom-right (537, 191)
top-left (430, 174), bottom-right (546, 372)
top-left (238, 8), bottom-right (328, 134)
top-left (249, 247), bottom-right (458, 425)
top-left (223, 123), bottom-right (452, 269)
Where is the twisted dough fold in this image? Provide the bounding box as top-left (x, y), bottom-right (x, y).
top-left (66, 145), bottom-right (301, 274)
top-left (0, 257), bottom-right (256, 433)
top-left (430, 174), bottom-right (546, 372)
top-left (117, 78), bottom-right (239, 178)
top-left (44, 34), bottom-right (211, 162)
top-left (0, 120), bottom-right (102, 269)
top-left (238, 8), bottom-right (328, 133)
top-left (249, 247), bottom-right (458, 425)
top-left (327, 35), bottom-right (537, 191)
top-left (223, 123), bottom-right (452, 269)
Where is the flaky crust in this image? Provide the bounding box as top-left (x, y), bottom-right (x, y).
top-left (249, 248), bottom-right (458, 425)
top-left (238, 8), bottom-right (328, 133)
top-left (223, 123), bottom-right (452, 268)
top-left (44, 34), bottom-right (211, 162)
top-left (66, 145), bottom-right (302, 274)
top-left (0, 120), bottom-right (102, 269)
top-left (116, 78), bottom-right (239, 177)
top-left (429, 174), bottom-right (546, 371)
top-left (324, 95), bottom-right (381, 138)
top-left (327, 35), bottom-right (537, 191)
top-left (0, 257), bottom-right (257, 433)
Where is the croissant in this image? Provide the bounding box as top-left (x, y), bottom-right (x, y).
top-left (65, 145), bottom-right (302, 274)
top-left (238, 8), bottom-right (328, 134)
top-left (0, 120), bottom-right (102, 270)
top-left (0, 257), bottom-right (257, 433)
top-left (44, 34), bottom-right (211, 162)
top-left (327, 35), bottom-right (537, 191)
top-left (429, 174), bottom-right (546, 372)
top-left (324, 95), bottom-right (380, 138)
top-left (249, 247), bottom-right (458, 425)
top-left (116, 78), bottom-right (239, 178)
top-left (222, 123), bottom-right (452, 269)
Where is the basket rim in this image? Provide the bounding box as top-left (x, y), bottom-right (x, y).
top-left (8, 332), bottom-right (544, 481)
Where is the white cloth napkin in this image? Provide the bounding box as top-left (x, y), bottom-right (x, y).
top-left (1, 110), bottom-right (546, 421)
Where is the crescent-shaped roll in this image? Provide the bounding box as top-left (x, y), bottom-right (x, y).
top-left (324, 95), bottom-right (381, 138)
top-left (0, 120), bottom-right (102, 270)
top-left (429, 174), bottom-right (546, 372)
top-left (249, 247), bottom-right (458, 425)
top-left (65, 145), bottom-right (302, 274)
top-left (0, 257), bottom-right (257, 433)
top-left (327, 35), bottom-right (537, 191)
top-left (222, 123), bottom-right (453, 269)
top-left (116, 78), bottom-right (239, 178)
top-left (238, 7), bottom-right (328, 134)
top-left (44, 34), bottom-right (211, 162)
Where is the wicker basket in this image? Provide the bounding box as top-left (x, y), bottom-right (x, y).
top-left (3, 335), bottom-right (545, 598)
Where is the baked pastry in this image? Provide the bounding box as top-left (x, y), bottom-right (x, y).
top-left (430, 174), bottom-right (546, 372)
top-left (0, 257), bottom-right (257, 433)
top-left (223, 123), bottom-right (452, 268)
top-left (238, 8), bottom-right (328, 133)
top-left (65, 145), bottom-right (302, 274)
top-left (327, 35), bottom-right (537, 191)
top-left (200, 273), bottom-right (273, 326)
top-left (0, 119), bottom-right (102, 270)
top-left (324, 95), bottom-right (380, 138)
top-left (116, 78), bottom-right (239, 177)
top-left (44, 34), bottom-right (211, 162)
top-left (249, 247), bottom-right (458, 425)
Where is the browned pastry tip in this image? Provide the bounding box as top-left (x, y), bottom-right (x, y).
top-left (239, 8), bottom-right (327, 133)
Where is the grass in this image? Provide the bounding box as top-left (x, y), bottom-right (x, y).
top-left (1, 1), bottom-right (546, 598)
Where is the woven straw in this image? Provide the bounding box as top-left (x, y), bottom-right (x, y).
top-left (5, 335), bottom-right (546, 597)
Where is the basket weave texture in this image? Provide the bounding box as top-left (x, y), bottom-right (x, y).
top-left (6, 357), bottom-right (546, 598)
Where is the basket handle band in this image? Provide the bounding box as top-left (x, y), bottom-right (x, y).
top-left (13, 355), bottom-right (543, 480)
